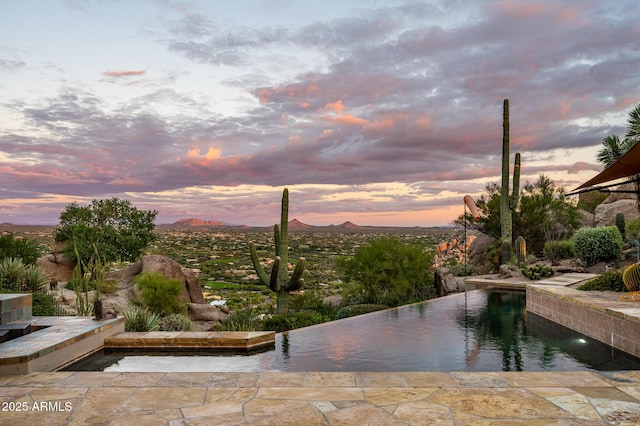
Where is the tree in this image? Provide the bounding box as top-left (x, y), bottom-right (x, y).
top-left (455, 175), bottom-right (581, 255)
top-left (340, 237), bottom-right (434, 307)
top-left (54, 198), bottom-right (157, 276)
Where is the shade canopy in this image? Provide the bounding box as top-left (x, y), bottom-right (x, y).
top-left (575, 142), bottom-right (640, 190)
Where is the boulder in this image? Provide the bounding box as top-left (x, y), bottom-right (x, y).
top-left (594, 199), bottom-right (638, 227)
top-left (434, 267), bottom-right (464, 297)
top-left (36, 252), bottom-right (76, 284)
top-left (140, 255), bottom-right (205, 304)
top-left (603, 183), bottom-right (637, 203)
top-left (467, 233), bottom-right (498, 274)
top-left (187, 303), bottom-right (229, 322)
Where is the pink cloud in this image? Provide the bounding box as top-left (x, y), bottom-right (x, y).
top-left (103, 70), bottom-right (146, 77)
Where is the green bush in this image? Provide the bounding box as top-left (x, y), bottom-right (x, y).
top-left (521, 264), bottom-right (554, 280)
top-left (65, 277), bottom-right (98, 292)
top-left (577, 269), bottom-right (626, 292)
top-left (216, 308), bottom-right (262, 331)
top-left (157, 313), bottom-right (193, 331)
top-left (134, 272), bottom-right (186, 315)
top-left (261, 312), bottom-right (329, 332)
top-left (336, 304), bottom-right (387, 319)
top-left (572, 226), bottom-right (623, 266)
top-left (123, 306), bottom-right (161, 332)
top-left (616, 213), bottom-right (626, 239)
top-left (0, 234), bottom-right (41, 265)
top-left (339, 237), bottom-right (434, 307)
top-left (31, 292), bottom-right (71, 316)
top-left (543, 240), bottom-right (574, 263)
top-left (288, 292), bottom-right (336, 317)
top-left (626, 217), bottom-right (640, 241)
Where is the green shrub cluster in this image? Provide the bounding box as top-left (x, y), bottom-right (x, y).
top-left (521, 264), bottom-right (554, 280)
top-left (572, 226), bottom-right (623, 266)
top-left (0, 234), bottom-right (41, 265)
top-left (157, 313), bottom-right (193, 331)
top-left (626, 217), bottom-right (640, 241)
top-left (134, 272), bottom-right (186, 315)
top-left (543, 240), bottom-right (574, 263)
top-left (31, 292), bottom-right (71, 316)
top-left (577, 269), bottom-right (626, 292)
top-left (335, 304), bottom-right (387, 319)
top-left (216, 308), bottom-right (261, 331)
top-left (261, 312), bottom-right (329, 332)
top-left (123, 306), bottom-right (161, 332)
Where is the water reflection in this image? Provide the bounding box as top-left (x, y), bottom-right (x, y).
top-left (65, 290), bottom-right (640, 372)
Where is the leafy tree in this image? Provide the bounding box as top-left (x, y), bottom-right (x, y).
top-left (0, 234), bottom-right (41, 265)
top-left (339, 237), bottom-right (434, 307)
top-left (54, 198), bottom-right (157, 276)
top-left (455, 175), bottom-right (581, 255)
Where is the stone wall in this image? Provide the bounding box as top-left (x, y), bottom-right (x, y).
top-left (526, 285), bottom-right (640, 357)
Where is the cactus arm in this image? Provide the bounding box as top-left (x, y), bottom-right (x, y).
top-left (270, 256), bottom-right (281, 292)
top-left (274, 224), bottom-right (281, 257)
top-left (249, 242), bottom-right (270, 286)
top-left (287, 257), bottom-right (306, 291)
top-left (510, 152), bottom-right (521, 210)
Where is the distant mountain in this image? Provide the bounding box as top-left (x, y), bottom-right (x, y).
top-left (288, 218), bottom-right (313, 230)
top-left (335, 221), bottom-right (360, 229)
top-left (171, 218), bottom-right (228, 227)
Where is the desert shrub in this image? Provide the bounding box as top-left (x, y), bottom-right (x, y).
top-left (123, 306), bottom-right (161, 332)
top-left (216, 308), bottom-right (262, 331)
top-left (65, 277), bottom-right (98, 292)
top-left (577, 269), bottom-right (626, 292)
top-left (288, 292), bottom-right (336, 317)
top-left (339, 237), bottom-right (434, 307)
top-left (543, 240), bottom-right (574, 264)
top-left (626, 217), bottom-right (640, 241)
top-left (31, 292), bottom-right (71, 316)
top-left (134, 272), bottom-right (186, 315)
top-left (0, 233), bottom-right (41, 265)
top-left (572, 226), bottom-right (623, 266)
top-left (157, 313), bottom-right (193, 331)
top-left (521, 264), bottom-right (554, 280)
top-left (336, 304), bottom-right (387, 319)
top-left (261, 312), bottom-right (329, 332)
top-left (449, 262), bottom-right (477, 277)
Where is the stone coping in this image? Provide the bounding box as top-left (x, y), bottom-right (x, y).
top-left (0, 316), bottom-right (123, 366)
top-left (104, 331), bottom-right (276, 351)
top-left (465, 272), bottom-right (597, 290)
top-left (528, 284), bottom-right (640, 326)
top-left (0, 371), bottom-right (638, 424)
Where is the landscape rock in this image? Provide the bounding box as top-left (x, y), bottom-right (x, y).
top-left (467, 233), bottom-right (498, 274)
top-left (434, 267), bottom-right (464, 297)
top-left (594, 199), bottom-right (638, 227)
top-left (603, 183), bottom-right (638, 203)
top-left (36, 251), bottom-right (76, 284)
top-left (187, 303), bottom-right (229, 322)
top-left (139, 254), bottom-right (205, 304)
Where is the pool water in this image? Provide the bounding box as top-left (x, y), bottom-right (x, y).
top-left (66, 290), bottom-right (640, 372)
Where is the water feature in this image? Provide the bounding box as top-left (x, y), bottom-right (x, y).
top-left (65, 289), bottom-right (640, 372)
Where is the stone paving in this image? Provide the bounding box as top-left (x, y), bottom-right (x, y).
top-left (1, 370), bottom-right (640, 425)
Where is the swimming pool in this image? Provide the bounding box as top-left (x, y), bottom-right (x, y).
top-left (65, 289), bottom-right (640, 372)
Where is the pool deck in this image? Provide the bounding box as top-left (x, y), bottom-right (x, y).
top-left (2, 274), bottom-right (640, 424)
top-left (1, 370), bottom-right (639, 424)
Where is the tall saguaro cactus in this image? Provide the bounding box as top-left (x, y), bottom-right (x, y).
top-left (249, 188), bottom-right (306, 314)
top-left (500, 99), bottom-right (521, 262)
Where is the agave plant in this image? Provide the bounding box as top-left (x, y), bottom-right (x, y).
top-left (21, 264), bottom-right (50, 292)
top-left (0, 258), bottom-right (27, 291)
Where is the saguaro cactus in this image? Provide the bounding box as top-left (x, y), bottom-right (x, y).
top-left (249, 188), bottom-right (306, 314)
top-left (514, 236), bottom-right (527, 267)
top-left (500, 99), bottom-right (521, 262)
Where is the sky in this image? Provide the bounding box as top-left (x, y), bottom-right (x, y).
top-left (0, 0), bottom-right (639, 227)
